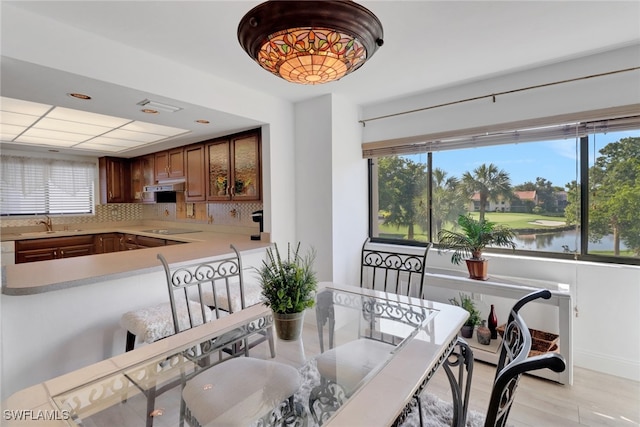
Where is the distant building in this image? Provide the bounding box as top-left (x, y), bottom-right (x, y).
top-left (469, 190), bottom-right (538, 212)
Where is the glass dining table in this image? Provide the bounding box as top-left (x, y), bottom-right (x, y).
top-left (6, 283), bottom-right (468, 427)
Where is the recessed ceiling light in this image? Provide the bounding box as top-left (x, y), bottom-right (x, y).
top-left (195, 119), bottom-right (210, 124)
top-left (141, 109), bottom-right (159, 114)
top-left (67, 93), bottom-right (91, 100)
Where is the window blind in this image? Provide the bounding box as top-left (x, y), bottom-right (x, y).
top-left (0, 156), bottom-right (96, 215)
top-left (362, 105), bottom-right (640, 158)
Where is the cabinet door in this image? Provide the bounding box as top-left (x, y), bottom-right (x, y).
top-left (59, 244), bottom-right (94, 258)
top-left (99, 157), bottom-right (130, 203)
top-left (231, 133), bottom-right (261, 201)
top-left (136, 235), bottom-right (167, 248)
top-left (95, 233), bottom-right (122, 253)
top-left (155, 151), bottom-right (170, 181)
top-left (131, 155), bottom-right (155, 203)
top-left (140, 155), bottom-right (155, 203)
top-left (168, 148), bottom-right (184, 178)
top-left (206, 140), bottom-right (231, 201)
top-left (16, 248), bottom-right (56, 263)
top-left (185, 144), bottom-right (205, 201)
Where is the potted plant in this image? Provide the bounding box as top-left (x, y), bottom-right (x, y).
top-left (449, 293), bottom-right (482, 338)
top-left (437, 214), bottom-right (516, 280)
top-left (256, 242), bottom-right (318, 340)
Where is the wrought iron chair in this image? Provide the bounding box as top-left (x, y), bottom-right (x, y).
top-left (312, 240), bottom-right (474, 426)
top-left (360, 238), bottom-right (430, 298)
top-left (483, 289), bottom-right (566, 427)
top-left (120, 245), bottom-right (274, 356)
top-left (119, 245), bottom-right (281, 427)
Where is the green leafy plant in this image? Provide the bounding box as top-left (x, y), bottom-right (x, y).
top-left (256, 242), bottom-right (318, 314)
top-left (437, 214), bottom-right (516, 264)
top-left (449, 293), bottom-right (482, 327)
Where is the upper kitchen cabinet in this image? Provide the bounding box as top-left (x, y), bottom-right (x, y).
top-left (206, 130), bottom-right (261, 201)
top-left (130, 154), bottom-right (155, 203)
top-left (155, 148), bottom-right (184, 180)
top-left (185, 144), bottom-right (205, 202)
top-left (99, 157), bottom-right (131, 204)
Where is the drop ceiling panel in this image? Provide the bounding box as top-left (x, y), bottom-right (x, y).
top-left (1, 111), bottom-right (41, 127)
top-left (47, 107), bottom-right (131, 127)
top-left (34, 118), bottom-right (110, 136)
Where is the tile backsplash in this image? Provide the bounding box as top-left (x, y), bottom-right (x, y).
top-left (0, 202), bottom-right (263, 230)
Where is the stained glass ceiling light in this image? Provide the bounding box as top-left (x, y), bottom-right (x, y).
top-left (237, 0), bottom-right (384, 85)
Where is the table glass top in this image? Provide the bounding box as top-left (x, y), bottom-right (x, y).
top-left (51, 287), bottom-right (437, 426)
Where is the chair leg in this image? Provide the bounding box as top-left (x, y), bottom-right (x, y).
top-left (267, 325), bottom-right (276, 358)
top-left (442, 337), bottom-right (474, 427)
top-left (125, 331), bottom-right (136, 352)
top-left (146, 385), bottom-right (157, 427)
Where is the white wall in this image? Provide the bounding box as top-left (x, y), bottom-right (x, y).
top-left (357, 45), bottom-right (640, 381)
top-left (294, 95), bottom-right (367, 284)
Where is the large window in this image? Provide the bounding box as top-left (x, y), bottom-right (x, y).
top-left (0, 156), bottom-right (96, 216)
top-left (369, 118), bottom-right (640, 264)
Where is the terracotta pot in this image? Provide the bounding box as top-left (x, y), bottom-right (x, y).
top-left (273, 311), bottom-right (305, 341)
top-left (465, 258), bottom-right (489, 281)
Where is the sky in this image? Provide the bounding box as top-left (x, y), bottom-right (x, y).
top-left (409, 130), bottom-right (637, 189)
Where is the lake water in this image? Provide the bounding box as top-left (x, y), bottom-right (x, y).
top-left (514, 229), bottom-right (627, 253)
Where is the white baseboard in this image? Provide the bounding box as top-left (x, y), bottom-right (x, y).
top-left (574, 348), bottom-right (640, 382)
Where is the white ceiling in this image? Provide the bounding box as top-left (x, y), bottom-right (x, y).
top-left (2, 1), bottom-right (639, 158)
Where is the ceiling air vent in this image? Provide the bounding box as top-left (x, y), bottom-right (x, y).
top-left (136, 99), bottom-right (182, 113)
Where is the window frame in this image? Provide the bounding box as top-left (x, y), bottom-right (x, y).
top-left (367, 123), bottom-right (640, 267)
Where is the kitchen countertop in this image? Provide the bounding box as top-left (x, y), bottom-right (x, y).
top-left (1, 224), bottom-right (270, 296)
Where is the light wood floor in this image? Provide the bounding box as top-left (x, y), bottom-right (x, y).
top-left (83, 328), bottom-right (639, 427)
top-left (260, 329), bottom-right (640, 427)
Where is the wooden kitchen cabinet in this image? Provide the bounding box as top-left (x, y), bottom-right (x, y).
top-left (155, 148), bottom-right (184, 181)
top-left (121, 234), bottom-right (139, 250)
top-left (99, 157), bottom-right (131, 203)
top-left (131, 154), bottom-right (155, 203)
top-left (16, 235), bottom-right (95, 264)
top-left (135, 235), bottom-right (168, 248)
top-left (206, 130), bottom-right (261, 201)
top-left (185, 144), bottom-right (206, 202)
top-left (94, 233), bottom-right (123, 254)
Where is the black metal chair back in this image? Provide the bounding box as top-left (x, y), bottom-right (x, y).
top-left (158, 244), bottom-right (244, 334)
top-left (360, 238), bottom-right (430, 298)
top-left (484, 289), bottom-right (566, 427)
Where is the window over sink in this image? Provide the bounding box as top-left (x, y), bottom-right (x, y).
top-left (0, 155), bottom-right (96, 216)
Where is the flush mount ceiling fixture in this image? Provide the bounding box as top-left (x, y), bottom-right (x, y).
top-left (237, 0), bottom-right (384, 85)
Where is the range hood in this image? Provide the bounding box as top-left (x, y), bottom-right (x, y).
top-left (144, 180), bottom-right (185, 193)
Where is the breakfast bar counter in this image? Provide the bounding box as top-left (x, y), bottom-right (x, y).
top-left (0, 225), bottom-right (270, 399)
top-left (1, 225), bottom-right (270, 295)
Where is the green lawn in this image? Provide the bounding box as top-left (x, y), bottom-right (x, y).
top-left (378, 212), bottom-right (568, 239)
top-left (464, 212), bottom-right (568, 230)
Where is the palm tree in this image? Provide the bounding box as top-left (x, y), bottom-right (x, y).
top-left (461, 163), bottom-right (513, 221)
top-left (431, 168), bottom-right (465, 237)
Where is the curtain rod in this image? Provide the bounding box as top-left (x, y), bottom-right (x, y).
top-left (359, 66), bottom-right (640, 126)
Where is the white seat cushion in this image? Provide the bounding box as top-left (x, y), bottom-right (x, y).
top-left (183, 357), bottom-right (301, 427)
top-left (120, 300), bottom-right (213, 344)
top-left (315, 338), bottom-right (394, 395)
top-left (199, 280), bottom-right (264, 312)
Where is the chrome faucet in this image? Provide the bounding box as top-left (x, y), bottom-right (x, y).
top-left (38, 215), bottom-right (53, 232)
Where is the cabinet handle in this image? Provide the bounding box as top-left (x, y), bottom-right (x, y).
top-left (54, 250), bottom-right (58, 257)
